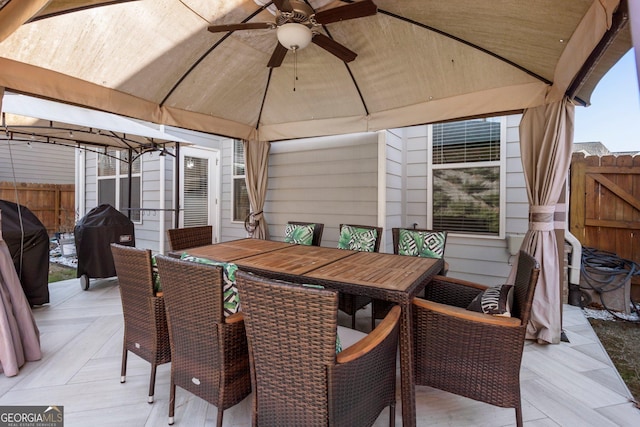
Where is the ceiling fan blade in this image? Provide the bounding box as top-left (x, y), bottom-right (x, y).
top-left (314, 0), bottom-right (377, 25)
top-left (312, 34), bottom-right (357, 63)
top-left (207, 22), bottom-right (274, 33)
top-left (267, 43), bottom-right (289, 68)
top-left (272, 0), bottom-right (293, 12)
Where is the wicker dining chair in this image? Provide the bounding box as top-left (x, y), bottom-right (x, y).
top-left (155, 255), bottom-right (251, 427)
top-left (284, 221), bottom-right (324, 246)
top-left (371, 227), bottom-right (449, 330)
top-left (336, 223), bottom-right (383, 329)
top-left (412, 250), bottom-right (539, 427)
top-left (236, 270), bottom-right (400, 427)
top-left (110, 243), bottom-right (171, 404)
top-left (166, 225), bottom-right (213, 251)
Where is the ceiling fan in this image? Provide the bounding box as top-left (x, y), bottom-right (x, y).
top-left (207, 0), bottom-right (377, 68)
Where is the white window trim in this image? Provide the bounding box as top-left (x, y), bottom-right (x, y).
top-left (96, 150), bottom-right (143, 224)
top-left (231, 140), bottom-right (248, 224)
top-left (427, 117), bottom-right (506, 239)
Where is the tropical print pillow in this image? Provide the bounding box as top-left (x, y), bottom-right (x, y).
top-left (151, 254), bottom-right (162, 293)
top-left (180, 254), bottom-right (240, 317)
top-left (337, 225), bottom-right (378, 252)
top-left (284, 223), bottom-right (315, 245)
top-left (397, 229), bottom-right (446, 259)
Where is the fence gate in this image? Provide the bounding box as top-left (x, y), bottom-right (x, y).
top-left (569, 153), bottom-right (640, 293)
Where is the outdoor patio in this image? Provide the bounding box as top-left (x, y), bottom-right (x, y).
top-left (1, 276), bottom-right (639, 426)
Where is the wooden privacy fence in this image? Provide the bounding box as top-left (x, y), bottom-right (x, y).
top-left (0, 182), bottom-right (76, 236)
top-left (569, 153), bottom-right (640, 288)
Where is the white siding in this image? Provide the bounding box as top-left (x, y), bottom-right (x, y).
top-left (135, 152), bottom-right (162, 252)
top-left (265, 133), bottom-right (379, 248)
top-left (384, 129), bottom-right (403, 253)
top-left (0, 139), bottom-right (75, 184)
top-left (83, 150), bottom-right (97, 214)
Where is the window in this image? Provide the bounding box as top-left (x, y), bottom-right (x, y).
top-left (430, 118), bottom-right (503, 236)
top-left (97, 149), bottom-right (142, 222)
top-left (232, 140), bottom-right (250, 222)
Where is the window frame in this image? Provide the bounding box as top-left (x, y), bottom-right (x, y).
top-left (96, 149), bottom-right (143, 224)
top-left (427, 117), bottom-right (506, 239)
top-left (231, 140), bottom-right (250, 223)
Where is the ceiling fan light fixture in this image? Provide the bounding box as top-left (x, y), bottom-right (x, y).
top-left (276, 23), bottom-right (312, 50)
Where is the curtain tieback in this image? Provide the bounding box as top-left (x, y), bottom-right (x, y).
top-left (529, 205), bottom-right (555, 231)
top-left (250, 211), bottom-right (263, 222)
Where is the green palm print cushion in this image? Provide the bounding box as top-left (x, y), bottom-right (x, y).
top-left (337, 225), bottom-right (378, 252)
top-left (398, 229), bottom-right (446, 258)
top-left (180, 254), bottom-right (240, 317)
top-left (151, 254), bottom-right (162, 293)
top-left (284, 223), bottom-right (315, 245)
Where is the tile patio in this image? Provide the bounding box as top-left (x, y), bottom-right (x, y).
top-left (1, 277), bottom-right (639, 426)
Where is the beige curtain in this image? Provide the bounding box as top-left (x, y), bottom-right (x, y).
top-left (243, 139), bottom-right (270, 240)
top-left (0, 210), bottom-right (42, 377)
top-left (517, 97), bottom-right (574, 344)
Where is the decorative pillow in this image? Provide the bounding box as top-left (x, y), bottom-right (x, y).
top-left (151, 254), bottom-right (161, 293)
top-left (180, 254), bottom-right (240, 317)
top-left (466, 284), bottom-right (514, 317)
top-left (398, 229), bottom-right (446, 259)
top-left (337, 225), bottom-right (378, 252)
top-left (284, 223), bottom-right (315, 245)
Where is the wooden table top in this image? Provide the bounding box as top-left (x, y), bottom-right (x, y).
top-left (179, 238), bottom-right (293, 262)
top-left (235, 245), bottom-right (357, 275)
top-left (304, 251), bottom-right (443, 294)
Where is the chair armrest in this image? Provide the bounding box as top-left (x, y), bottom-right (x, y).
top-left (337, 305), bottom-right (401, 364)
top-left (431, 274), bottom-right (488, 290)
top-left (425, 275), bottom-right (489, 307)
top-left (225, 312), bottom-right (244, 324)
top-left (413, 298), bottom-right (522, 327)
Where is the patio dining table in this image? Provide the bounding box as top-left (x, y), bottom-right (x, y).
top-left (180, 238), bottom-right (444, 427)
top-left (170, 238), bottom-right (293, 261)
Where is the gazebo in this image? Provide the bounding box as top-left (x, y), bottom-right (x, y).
top-left (0, 0), bottom-right (637, 348)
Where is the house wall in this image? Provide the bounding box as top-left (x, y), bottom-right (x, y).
top-left (80, 126), bottom-right (238, 254)
top-left (0, 139), bottom-right (75, 184)
top-left (264, 133), bottom-right (379, 248)
top-left (76, 115), bottom-right (529, 286)
top-left (383, 129), bottom-right (403, 253)
top-left (81, 149), bottom-right (163, 251)
top-left (397, 114), bottom-right (528, 286)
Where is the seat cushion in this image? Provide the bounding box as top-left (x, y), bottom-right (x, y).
top-left (180, 254), bottom-right (240, 316)
top-left (284, 223), bottom-right (315, 245)
top-left (466, 284), bottom-right (514, 317)
top-left (337, 326), bottom-right (367, 352)
top-left (398, 229), bottom-right (446, 258)
top-left (337, 225), bottom-right (378, 252)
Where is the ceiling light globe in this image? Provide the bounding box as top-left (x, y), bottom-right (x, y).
top-left (276, 23), bottom-right (312, 50)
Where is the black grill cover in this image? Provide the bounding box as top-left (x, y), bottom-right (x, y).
top-left (0, 199), bottom-right (50, 305)
top-left (74, 204), bottom-right (135, 279)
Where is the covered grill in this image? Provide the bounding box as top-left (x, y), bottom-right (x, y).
top-left (0, 199), bottom-right (49, 305)
top-left (74, 204), bottom-right (135, 290)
